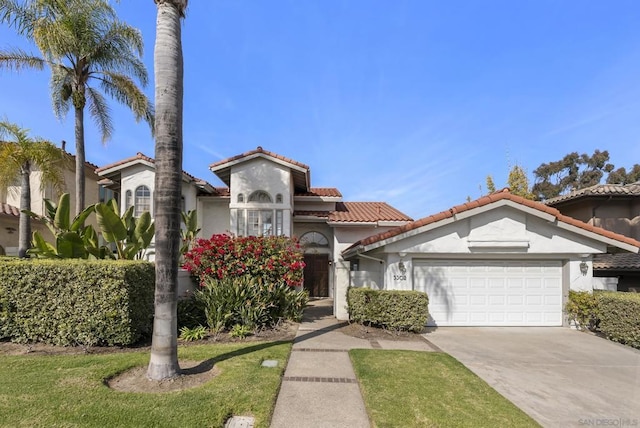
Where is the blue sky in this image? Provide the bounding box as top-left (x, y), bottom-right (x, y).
top-left (1, 1), bottom-right (640, 219)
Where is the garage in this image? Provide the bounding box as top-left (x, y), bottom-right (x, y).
top-left (413, 260), bottom-right (563, 326)
top-left (339, 190), bottom-right (640, 324)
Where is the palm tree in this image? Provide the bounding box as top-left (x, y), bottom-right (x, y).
top-left (146, 0), bottom-right (187, 381)
top-left (0, 0), bottom-right (154, 215)
top-left (0, 120), bottom-right (67, 258)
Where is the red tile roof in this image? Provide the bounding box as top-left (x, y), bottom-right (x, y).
top-left (296, 188), bottom-right (342, 197)
top-left (329, 202), bottom-right (412, 223)
top-left (346, 189), bottom-right (640, 252)
top-left (209, 146), bottom-right (309, 170)
top-left (95, 152), bottom-right (212, 187)
top-left (0, 203), bottom-right (20, 217)
top-left (593, 253), bottom-right (640, 270)
top-left (293, 202), bottom-right (412, 223)
top-left (545, 181), bottom-right (640, 205)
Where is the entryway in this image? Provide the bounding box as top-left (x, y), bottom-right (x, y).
top-left (303, 253), bottom-right (329, 297)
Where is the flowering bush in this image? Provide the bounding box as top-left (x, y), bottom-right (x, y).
top-left (183, 234), bottom-right (305, 287)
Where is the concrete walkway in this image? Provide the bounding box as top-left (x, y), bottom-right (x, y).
top-left (270, 299), bottom-right (435, 428)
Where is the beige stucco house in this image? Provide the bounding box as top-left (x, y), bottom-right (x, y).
top-left (95, 147), bottom-right (639, 325)
top-left (0, 149), bottom-right (102, 256)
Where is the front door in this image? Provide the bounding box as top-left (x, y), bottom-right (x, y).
top-left (303, 254), bottom-right (329, 297)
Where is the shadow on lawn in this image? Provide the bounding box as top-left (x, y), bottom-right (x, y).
top-left (181, 340), bottom-right (292, 375)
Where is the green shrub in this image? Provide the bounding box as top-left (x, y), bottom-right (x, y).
top-left (179, 325), bottom-right (207, 341)
top-left (230, 324), bottom-right (253, 339)
top-left (597, 291), bottom-right (640, 349)
top-left (177, 297), bottom-right (207, 330)
top-left (565, 290), bottom-right (599, 331)
top-left (348, 287), bottom-right (429, 332)
top-left (194, 275), bottom-right (308, 332)
top-left (0, 259), bottom-right (154, 346)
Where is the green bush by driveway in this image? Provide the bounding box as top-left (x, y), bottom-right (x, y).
top-left (350, 349), bottom-right (539, 427)
top-left (348, 288), bottom-right (429, 332)
top-left (597, 291), bottom-right (640, 349)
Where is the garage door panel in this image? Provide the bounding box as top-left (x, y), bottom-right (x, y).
top-left (414, 260), bottom-right (562, 326)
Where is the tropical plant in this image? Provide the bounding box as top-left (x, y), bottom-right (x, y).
top-left (180, 209), bottom-right (201, 256)
top-left (194, 276), bottom-right (308, 333)
top-left (0, 120), bottom-right (67, 257)
top-left (147, 0), bottom-right (188, 381)
top-left (178, 325), bottom-right (207, 342)
top-left (94, 200), bottom-right (154, 260)
top-left (26, 193), bottom-right (106, 259)
top-left (0, 0), bottom-right (154, 215)
top-left (229, 324), bottom-right (252, 339)
top-left (183, 234), bottom-right (306, 287)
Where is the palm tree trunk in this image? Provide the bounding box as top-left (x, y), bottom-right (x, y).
top-left (74, 105), bottom-right (85, 216)
top-left (18, 164), bottom-right (31, 258)
top-left (147, 0), bottom-right (185, 381)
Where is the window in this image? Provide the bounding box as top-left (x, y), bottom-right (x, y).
top-left (276, 193), bottom-right (283, 203)
top-left (125, 190), bottom-right (132, 210)
top-left (134, 185), bottom-right (151, 217)
top-left (237, 193), bottom-right (244, 203)
top-left (99, 186), bottom-right (117, 204)
top-left (300, 231), bottom-right (329, 248)
top-left (248, 190), bottom-right (272, 203)
top-left (238, 209), bottom-right (282, 236)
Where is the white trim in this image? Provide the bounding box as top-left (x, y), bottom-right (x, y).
top-left (210, 153), bottom-right (309, 175)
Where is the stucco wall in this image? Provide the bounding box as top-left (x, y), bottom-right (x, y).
top-left (198, 197), bottom-right (231, 238)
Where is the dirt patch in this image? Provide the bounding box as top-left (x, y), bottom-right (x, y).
top-left (337, 322), bottom-right (427, 342)
top-left (106, 360), bottom-right (221, 393)
top-left (0, 321), bottom-right (298, 357)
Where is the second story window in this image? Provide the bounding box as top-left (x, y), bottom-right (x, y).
top-left (125, 190), bottom-right (132, 210)
top-left (134, 185), bottom-right (151, 217)
top-left (237, 193), bottom-right (244, 203)
top-left (248, 190), bottom-right (272, 203)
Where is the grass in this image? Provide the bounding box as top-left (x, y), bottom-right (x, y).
top-left (0, 341), bottom-right (291, 428)
top-left (350, 350), bottom-right (540, 428)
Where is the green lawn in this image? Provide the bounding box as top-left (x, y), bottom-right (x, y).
top-left (0, 341), bottom-right (291, 428)
top-left (350, 349), bottom-right (539, 428)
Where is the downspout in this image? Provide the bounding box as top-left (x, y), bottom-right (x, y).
top-left (356, 252), bottom-right (386, 290)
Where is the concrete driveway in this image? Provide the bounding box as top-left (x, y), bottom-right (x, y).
top-left (424, 327), bottom-right (640, 428)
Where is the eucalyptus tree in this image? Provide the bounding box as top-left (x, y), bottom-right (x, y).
top-left (0, 120), bottom-right (67, 257)
top-left (147, 0), bottom-right (188, 381)
top-left (0, 0), bottom-right (154, 215)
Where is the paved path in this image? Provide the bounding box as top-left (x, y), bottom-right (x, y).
top-left (270, 299), bottom-right (434, 428)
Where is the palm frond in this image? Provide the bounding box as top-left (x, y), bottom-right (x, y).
top-left (0, 48), bottom-right (46, 71)
top-left (49, 64), bottom-right (74, 119)
top-left (98, 72), bottom-right (154, 131)
top-left (85, 86), bottom-right (113, 144)
top-left (0, 0), bottom-right (38, 36)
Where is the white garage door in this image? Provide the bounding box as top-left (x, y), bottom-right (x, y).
top-left (413, 260), bottom-right (563, 326)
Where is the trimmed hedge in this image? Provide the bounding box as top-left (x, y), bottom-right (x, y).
top-left (348, 287), bottom-right (429, 332)
top-left (0, 259), bottom-right (155, 346)
top-left (565, 290), bottom-right (599, 331)
top-left (597, 291), bottom-right (640, 349)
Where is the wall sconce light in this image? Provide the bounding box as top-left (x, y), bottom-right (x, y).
top-left (5, 227), bottom-right (16, 234)
top-left (398, 261), bottom-right (406, 274)
top-left (579, 261), bottom-right (588, 276)
top-left (328, 260), bottom-right (333, 266)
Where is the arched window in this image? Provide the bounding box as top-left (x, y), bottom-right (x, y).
top-left (237, 193), bottom-right (244, 203)
top-left (125, 190), bottom-right (132, 211)
top-left (134, 185), bottom-right (151, 217)
top-left (276, 193), bottom-right (283, 203)
top-left (248, 190), bottom-right (272, 203)
top-left (300, 231), bottom-right (329, 248)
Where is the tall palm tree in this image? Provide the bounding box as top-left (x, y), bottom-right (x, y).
top-left (0, 120), bottom-right (67, 257)
top-left (147, 0), bottom-right (187, 381)
top-left (0, 0), bottom-right (154, 215)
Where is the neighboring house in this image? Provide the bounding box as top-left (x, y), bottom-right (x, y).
top-left (0, 146), bottom-right (102, 255)
top-left (0, 202), bottom-right (47, 255)
top-left (96, 148), bottom-right (639, 326)
top-left (545, 182), bottom-right (640, 291)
